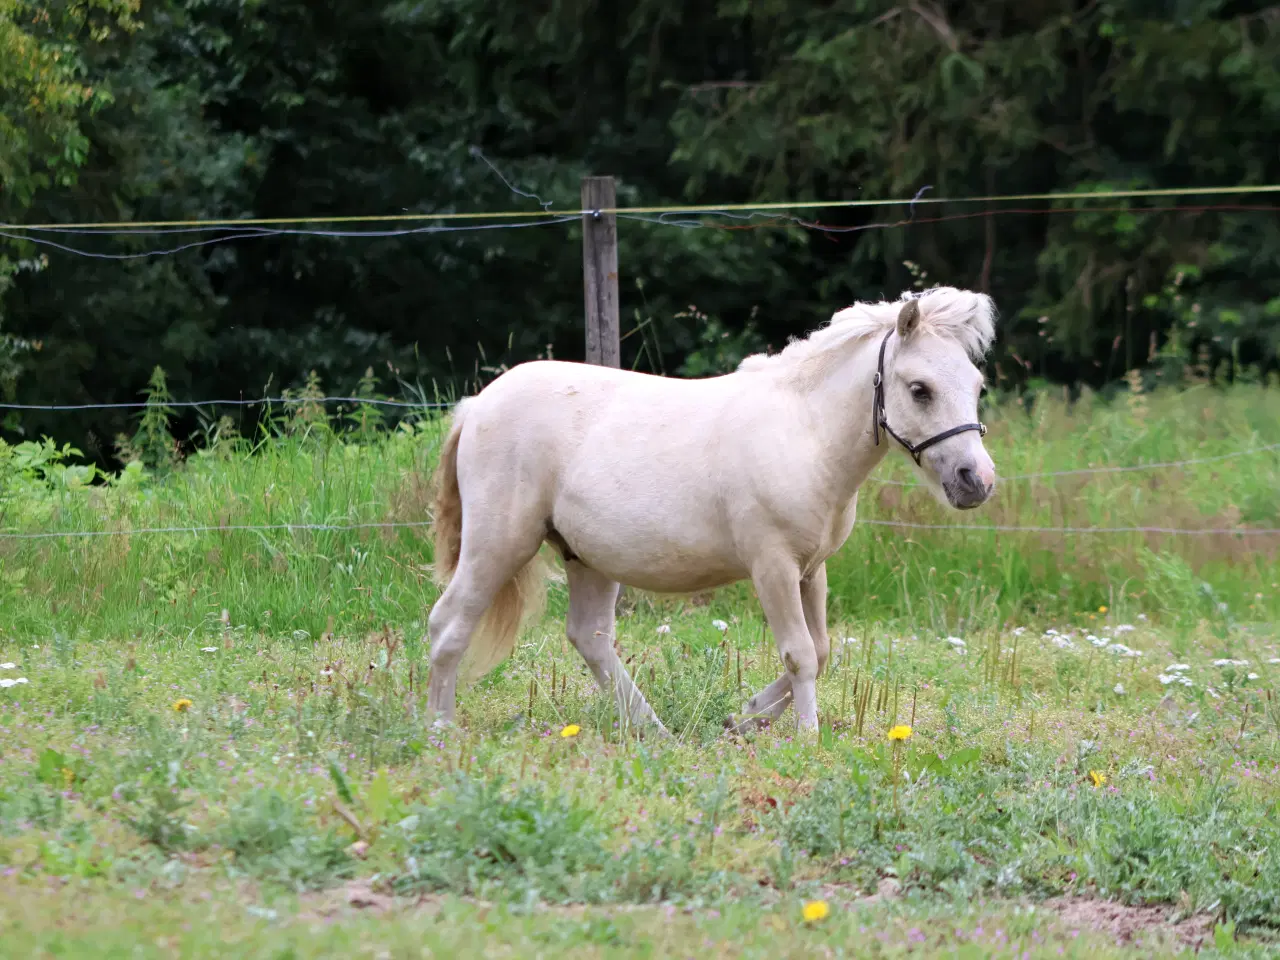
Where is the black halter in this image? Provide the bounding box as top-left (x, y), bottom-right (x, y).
top-left (872, 329), bottom-right (986, 465)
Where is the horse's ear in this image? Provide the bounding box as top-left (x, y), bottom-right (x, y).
top-left (897, 299), bottom-right (921, 339)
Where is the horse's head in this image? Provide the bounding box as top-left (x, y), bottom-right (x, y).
top-left (878, 293), bottom-right (995, 510)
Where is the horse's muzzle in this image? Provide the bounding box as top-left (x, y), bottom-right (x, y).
top-left (944, 463), bottom-right (995, 510)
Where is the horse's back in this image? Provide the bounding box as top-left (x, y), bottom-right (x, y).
top-left (465, 359), bottom-right (730, 449)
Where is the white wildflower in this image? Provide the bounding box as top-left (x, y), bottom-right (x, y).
top-left (943, 637), bottom-right (967, 651)
top-left (1044, 629), bottom-right (1059, 637)
top-left (1012, 627), bottom-right (1026, 636)
top-left (1113, 683), bottom-right (1125, 695)
top-left (1213, 658), bottom-right (1249, 667)
top-left (1179, 676), bottom-right (1193, 687)
top-left (1088, 635), bottom-right (1108, 648)
top-left (1051, 637), bottom-right (1076, 651)
top-left (201, 647), bottom-right (218, 653)
top-left (1269, 658), bottom-right (1280, 665)
top-left (1137, 614), bottom-right (1148, 621)
top-left (1114, 624), bottom-right (1135, 634)
top-left (1106, 643), bottom-right (1141, 657)
top-left (1166, 664), bottom-right (1190, 673)
top-left (1158, 674), bottom-right (1176, 685)
top-left (841, 637), bottom-right (858, 648)
top-left (711, 619), bottom-right (729, 632)
top-left (0, 677), bottom-right (29, 688)
top-left (1247, 673), bottom-right (1260, 681)
top-left (655, 624), bottom-right (671, 635)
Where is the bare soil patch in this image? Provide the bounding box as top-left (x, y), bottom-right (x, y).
top-left (1043, 896), bottom-right (1215, 950)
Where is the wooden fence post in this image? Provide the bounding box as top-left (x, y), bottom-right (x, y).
top-left (581, 176), bottom-right (621, 367)
top-left (582, 177), bottom-right (630, 616)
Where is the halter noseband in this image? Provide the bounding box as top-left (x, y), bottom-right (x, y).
top-left (872, 329), bottom-right (986, 465)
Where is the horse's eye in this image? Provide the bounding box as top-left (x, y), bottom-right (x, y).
top-left (909, 382), bottom-right (931, 404)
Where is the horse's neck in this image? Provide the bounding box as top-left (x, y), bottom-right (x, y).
top-left (794, 332), bottom-right (891, 501)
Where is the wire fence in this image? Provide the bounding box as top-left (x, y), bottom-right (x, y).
top-left (3, 182), bottom-right (1280, 260)
top-left (0, 516), bottom-right (1277, 542)
top-left (0, 216), bottom-right (581, 261)
top-left (7, 181), bottom-right (1280, 231)
top-left (0, 395), bottom-right (452, 411)
top-left (5, 393), bottom-right (1277, 486)
top-left (870, 439), bottom-right (1280, 488)
top-left (2, 393), bottom-right (1278, 540)
top-left (4, 169), bottom-right (1280, 541)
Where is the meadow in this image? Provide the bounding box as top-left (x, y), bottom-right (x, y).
top-left (1, 380), bottom-right (1280, 958)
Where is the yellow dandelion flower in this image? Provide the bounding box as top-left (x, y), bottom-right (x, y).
top-left (61, 767), bottom-right (75, 789)
top-left (1098, 605), bottom-right (1108, 614)
top-left (802, 900), bottom-right (830, 922)
top-left (1088, 770), bottom-right (1106, 788)
top-left (560, 723), bottom-right (581, 738)
top-left (887, 724), bottom-right (913, 741)
top-left (172, 698), bottom-right (192, 713)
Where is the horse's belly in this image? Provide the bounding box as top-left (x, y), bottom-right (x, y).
top-left (552, 493), bottom-right (746, 592)
top-left (576, 542), bottom-right (744, 593)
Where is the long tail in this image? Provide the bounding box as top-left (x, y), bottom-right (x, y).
top-left (430, 400), bottom-right (546, 683)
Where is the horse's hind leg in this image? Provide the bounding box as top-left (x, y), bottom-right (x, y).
top-left (565, 561), bottom-right (669, 738)
top-left (725, 673), bottom-right (792, 735)
top-left (427, 522), bottom-right (544, 724)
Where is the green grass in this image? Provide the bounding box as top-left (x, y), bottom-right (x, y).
top-left (2, 380), bottom-right (1279, 641)
top-left (2, 384), bottom-right (1280, 956)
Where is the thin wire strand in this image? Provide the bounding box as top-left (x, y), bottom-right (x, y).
top-left (870, 439), bottom-right (1280, 487)
top-left (7, 201), bottom-right (1274, 261)
top-left (21, 201), bottom-right (1280, 240)
top-left (858, 520), bottom-right (1280, 536)
top-left (0, 396), bottom-right (453, 411)
top-left (7, 183), bottom-right (1280, 231)
top-left (3, 517), bottom-right (1277, 542)
top-left (0, 521), bottom-right (430, 541)
top-left (468, 146), bottom-right (556, 212)
top-left (0, 217), bottom-right (578, 260)
top-left (3, 395), bottom-right (1277, 482)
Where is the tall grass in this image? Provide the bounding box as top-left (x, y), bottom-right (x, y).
top-left (0, 382), bottom-right (1277, 643)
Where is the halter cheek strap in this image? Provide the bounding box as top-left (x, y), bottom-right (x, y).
top-left (872, 329), bottom-right (986, 466)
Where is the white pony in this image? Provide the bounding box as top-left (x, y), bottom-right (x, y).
top-left (427, 286), bottom-right (997, 735)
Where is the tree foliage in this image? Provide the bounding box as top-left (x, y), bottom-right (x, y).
top-left (0, 0), bottom-right (139, 386)
top-left (2, 0), bottom-right (1279, 461)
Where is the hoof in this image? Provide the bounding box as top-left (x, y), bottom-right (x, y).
top-left (617, 715), bottom-right (672, 741)
top-left (723, 714), bottom-right (769, 737)
top-left (633, 718), bottom-right (672, 741)
top-left (647, 722), bottom-right (673, 741)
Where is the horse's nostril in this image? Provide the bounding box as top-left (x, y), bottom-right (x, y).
top-left (957, 466), bottom-right (977, 492)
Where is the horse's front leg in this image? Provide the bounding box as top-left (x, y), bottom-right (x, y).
top-left (726, 562), bottom-right (827, 735)
top-left (732, 555), bottom-right (819, 737)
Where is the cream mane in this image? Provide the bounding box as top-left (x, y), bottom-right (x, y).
top-left (738, 285), bottom-right (996, 373)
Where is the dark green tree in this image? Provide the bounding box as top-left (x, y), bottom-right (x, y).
top-left (3, 0), bottom-right (1278, 462)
